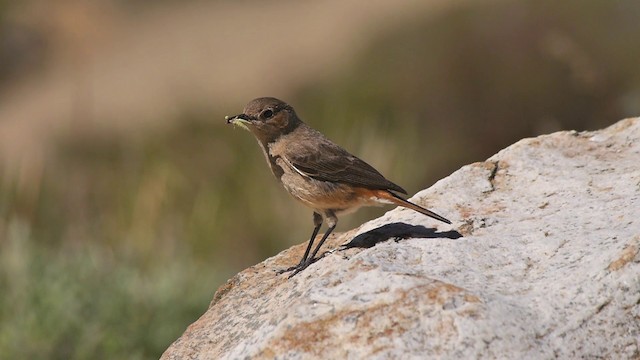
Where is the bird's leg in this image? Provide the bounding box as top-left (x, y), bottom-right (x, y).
top-left (289, 211), bottom-right (337, 278)
top-left (298, 212), bottom-right (323, 265)
top-left (277, 212), bottom-right (322, 275)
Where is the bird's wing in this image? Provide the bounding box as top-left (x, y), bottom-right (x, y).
top-left (285, 142), bottom-right (407, 194)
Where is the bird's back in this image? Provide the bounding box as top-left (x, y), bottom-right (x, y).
top-left (277, 123), bottom-right (408, 194)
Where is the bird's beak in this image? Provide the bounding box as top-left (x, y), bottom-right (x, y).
top-left (225, 114), bottom-right (251, 131)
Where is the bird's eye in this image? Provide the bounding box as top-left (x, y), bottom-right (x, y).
top-left (262, 109), bottom-right (274, 119)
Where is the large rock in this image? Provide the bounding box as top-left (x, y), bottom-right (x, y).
top-left (162, 118), bottom-right (640, 359)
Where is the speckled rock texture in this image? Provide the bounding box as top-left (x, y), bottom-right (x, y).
top-left (162, 118), bottom-right (640, 359)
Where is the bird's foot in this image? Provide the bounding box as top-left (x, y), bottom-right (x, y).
top-left (288, 260), bottom-right (312, 278)
top-left (277, 259), bottom-right (313, 278)
top-left (276, 265), bottom-right (297, 275)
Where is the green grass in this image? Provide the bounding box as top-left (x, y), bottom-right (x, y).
top-left (0, 218), bottom-right (218, 359)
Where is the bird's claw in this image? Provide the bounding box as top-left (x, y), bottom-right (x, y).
top-left (277, 259), bottom-right (312, 278)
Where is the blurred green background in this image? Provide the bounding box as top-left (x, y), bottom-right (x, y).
top-left (1, 0), bottom-right (639, 358)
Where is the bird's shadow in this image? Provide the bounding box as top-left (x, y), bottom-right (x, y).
top-left (341, 222), bottom-right (462, 250)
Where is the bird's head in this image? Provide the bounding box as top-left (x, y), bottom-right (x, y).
top-left (225, 97), bottom-right (300, 143)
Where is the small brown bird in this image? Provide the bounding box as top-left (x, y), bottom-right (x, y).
top-left (226, 97), bottom-right (451, 276)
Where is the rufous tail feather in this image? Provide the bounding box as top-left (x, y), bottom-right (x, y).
top-left (378, 191), bottom-right (451, 224)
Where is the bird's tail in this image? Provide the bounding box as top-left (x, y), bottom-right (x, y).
top-left (377, 190), bottom-right (451, 224)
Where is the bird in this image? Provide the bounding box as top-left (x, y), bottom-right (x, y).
top-left (225, 97), bottom-right (451, 277)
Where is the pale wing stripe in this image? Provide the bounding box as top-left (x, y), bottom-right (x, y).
top-left (282, 155), bottom-right (312, 178)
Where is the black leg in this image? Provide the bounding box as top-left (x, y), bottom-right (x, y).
top-left (308, 224), bottom-right (336, 261)
top-left (288, 211), bottom-right (337, 278)
top-left (298, 212), bottom-right (323, 265)
top-left (277, 212), bottom-right (322, 275)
